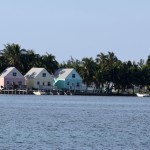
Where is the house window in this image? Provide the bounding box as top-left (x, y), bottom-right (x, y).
top-left (18, 81), bottom-right (22, 85)
top-left (77, 82), bottom-right (80, 87)
top-left (37, 81), bottom-right (40, 85)
top-left (43, 82), bottom-right (45, 86)
top-left (47, 82), bottom-right (51, 86)
top-left (67, 82), bottom-right (69, 85)
top-left (13, 72), bottom-right (17, 76)
top-left (72, 74), bottom-right (75, 78)
top-left (7, 81), bottom-right (9, 85)
top-left (42, 73), bottom-right (46, 77)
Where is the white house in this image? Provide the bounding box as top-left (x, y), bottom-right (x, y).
top-left (54, 68), bottom-right (82, 90)
top-left (0, 67), bottom-right (25, 89)
top-left (24, 68), bottom-right (54, 90)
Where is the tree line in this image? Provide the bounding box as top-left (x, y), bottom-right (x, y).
top-left (0, 43), bottom-right (150, 93)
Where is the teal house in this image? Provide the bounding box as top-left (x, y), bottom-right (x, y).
top-left (54, 68), bottom-right (82, 90)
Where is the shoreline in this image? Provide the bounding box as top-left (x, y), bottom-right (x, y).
top-left (0, 89), bottom-right (136, 96)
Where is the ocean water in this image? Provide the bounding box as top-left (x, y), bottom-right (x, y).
top-left (0, 95), bottom-right (150, 150)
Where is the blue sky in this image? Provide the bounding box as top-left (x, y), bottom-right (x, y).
top-left (0, 0), bottom-right (150, 63)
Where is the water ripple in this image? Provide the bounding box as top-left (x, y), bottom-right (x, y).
top-left (0, 95), bottom-right (150, 149)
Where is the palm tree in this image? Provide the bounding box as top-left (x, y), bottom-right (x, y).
top-left (96, 52), bottom-right (119, 93)
top-left (60, 56), bottom-right (82, 73)
top-left (79, 57), bottom-right (96, 87)
top-left (0, 55), bottom-right (7, 73)
top-left (20, 50), bottom-right (39, 73)
top-left (1, 43), bottom-right (26, 70)
top-left (41, 52), bottom-right (59, 74)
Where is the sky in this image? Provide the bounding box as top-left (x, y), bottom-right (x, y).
top-left (0, 0), bottom-right (150, 63)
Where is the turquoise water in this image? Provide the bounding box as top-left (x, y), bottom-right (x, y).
top-left (0, 95), bottom-right (150, 150)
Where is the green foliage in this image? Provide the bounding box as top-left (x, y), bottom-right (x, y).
top-left (0, 43), bottom-right (59, 75)
top-left (0, 43), bottom-right (150, 93)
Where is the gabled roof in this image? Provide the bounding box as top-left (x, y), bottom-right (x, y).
top-left (24, 68), bottom-right (45, 78)
top-left (54, 68), bottom-right (74, 79)
top-left (0, 67), bottom-right (18, 77)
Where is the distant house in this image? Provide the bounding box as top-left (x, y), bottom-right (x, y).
top-left (0, 67), bottom-right (25, 89)
top-left (54, 68), bottom-right (82, 90)
top-left (24, 68), bottom-right (54, 90)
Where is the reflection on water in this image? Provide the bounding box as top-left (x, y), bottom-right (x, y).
top-left (0, 95), bottom-right (150, 150)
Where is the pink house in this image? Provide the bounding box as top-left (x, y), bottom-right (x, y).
top-left (0, 67), bottom-right (25, 89)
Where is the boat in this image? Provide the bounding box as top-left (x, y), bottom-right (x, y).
top-left (136, 93), bottom-right (150, 97)
top-left (33, 91), bottom-right (46, 95)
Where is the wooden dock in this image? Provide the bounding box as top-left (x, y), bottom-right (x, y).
top-left (0, 89), bottom-right (136, 96)
top-left (0, 89), bottom-right (32, 95)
